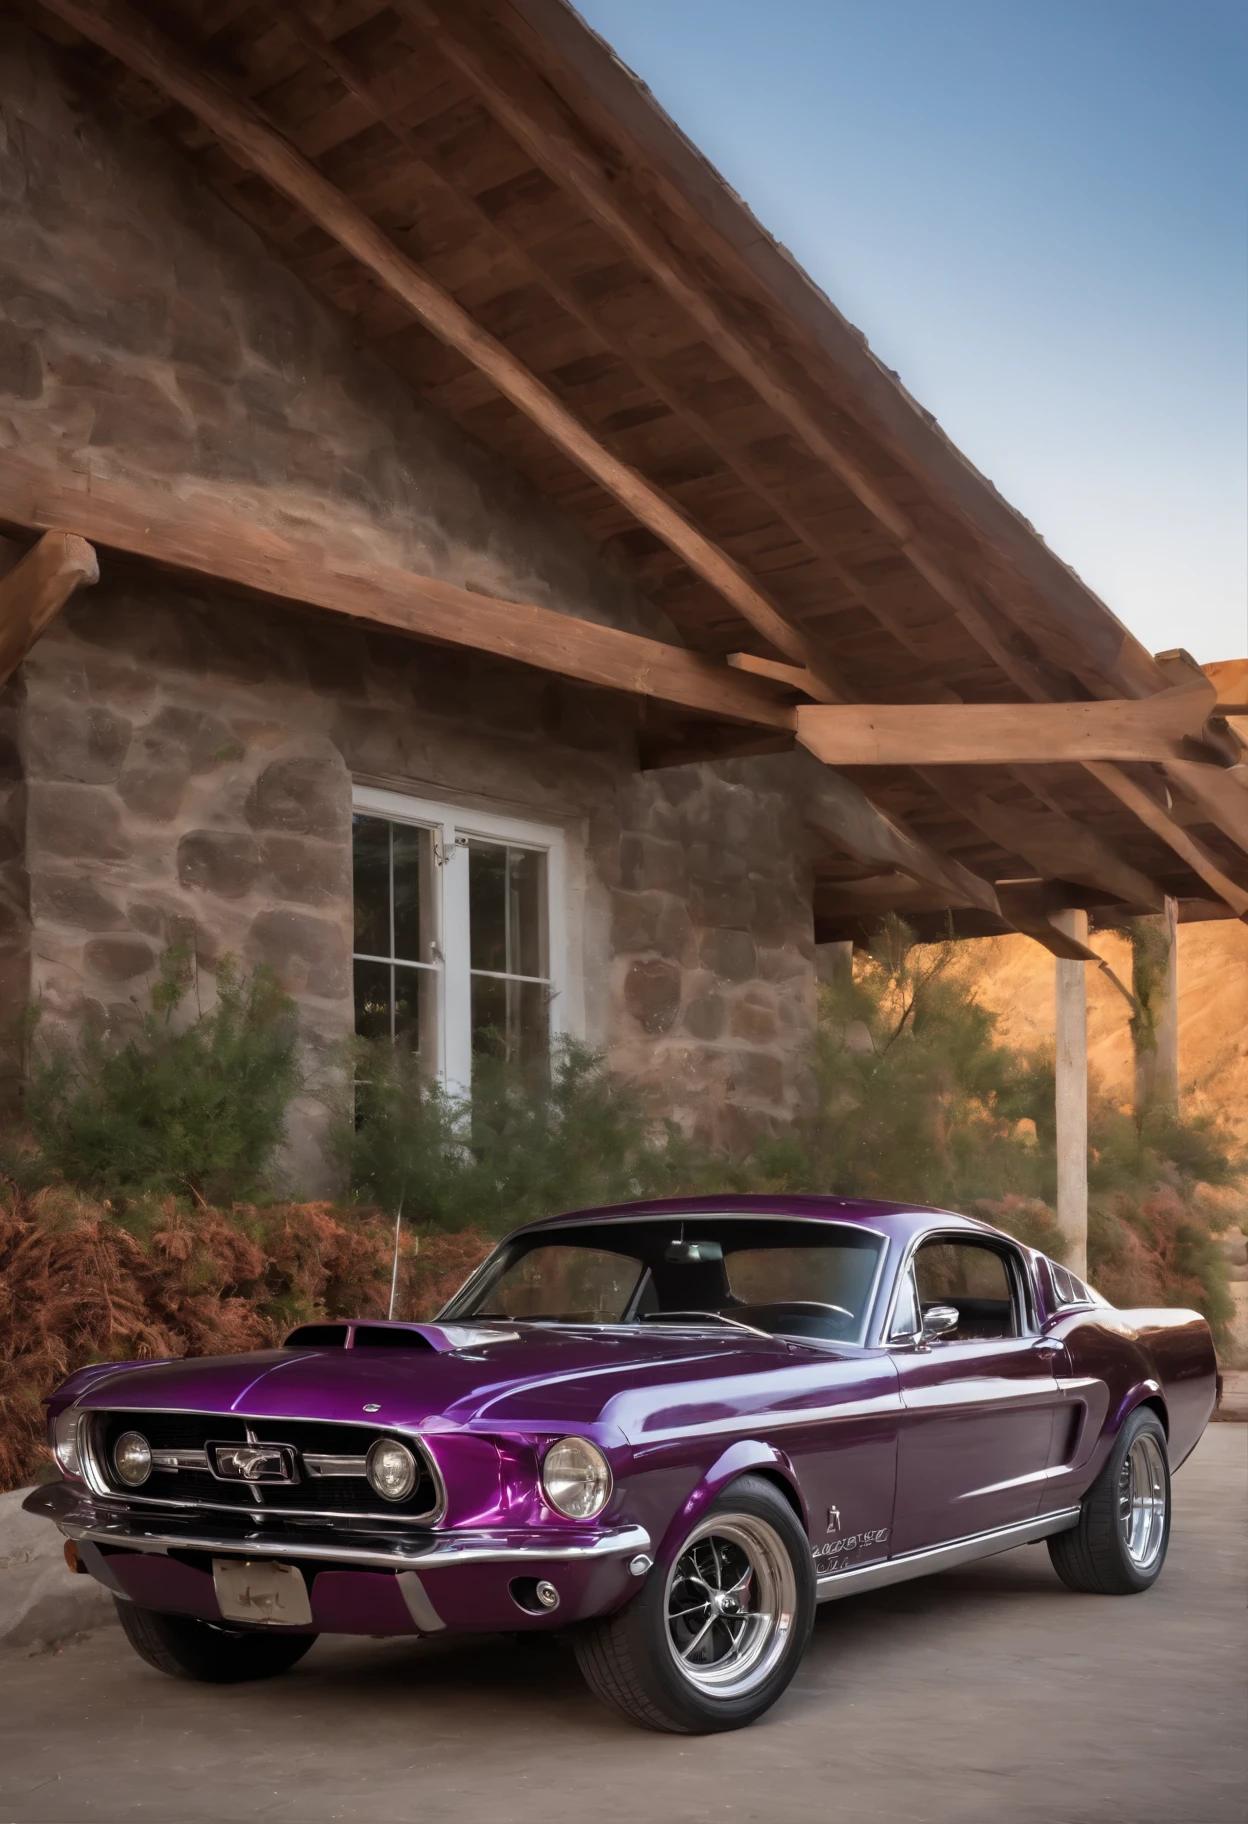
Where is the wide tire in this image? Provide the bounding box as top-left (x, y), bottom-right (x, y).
top-left (1048, 1406), bottom-right (1171, 1595)
top-left (115, 1599), bottom-right (317, 1683)
top-left (574, 1475), bottom-right (815, 1734)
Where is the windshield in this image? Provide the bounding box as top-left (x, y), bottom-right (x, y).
top-left (444, 1217), bottom-right (885, 1343)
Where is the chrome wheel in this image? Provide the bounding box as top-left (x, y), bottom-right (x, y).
top-left (664, 1515), bottom-right (797, 1698)
top-left (1117, 1430), bottom-right (1168, 1571)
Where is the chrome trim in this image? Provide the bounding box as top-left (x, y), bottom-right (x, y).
top-left (79, 1411), bottom-right (447, 1526)
top-left (815, 1507), bottom-right (1080, 1602)
top-left (150, 1450), bottom-right (209, 1472)
top-left (303, 1455), bottom-right (368, 1478)
top-left (25, 1487), bottom-right (652, 1575)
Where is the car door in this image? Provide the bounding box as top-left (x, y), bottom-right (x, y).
top-left (887, 1234), bottom-right (1063, 1556)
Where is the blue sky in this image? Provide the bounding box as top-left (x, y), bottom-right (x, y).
top-left (576, 0), bottom-right (1247, 663)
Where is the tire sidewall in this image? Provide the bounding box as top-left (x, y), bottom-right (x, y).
top-left (1104, 1407), bottom-right (1171, 1592)
top-left (619, 1476), bottom-right (816, 1732)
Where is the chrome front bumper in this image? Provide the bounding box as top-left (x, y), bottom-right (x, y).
top-left (22, 1479), bottom-right (651, 1575)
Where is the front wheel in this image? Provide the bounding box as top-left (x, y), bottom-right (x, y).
top-left (1048, 1406), bottom-right (1171, 1595)
top-left (115, 1599), bottom-right (317, 1683)
top-left (574, 1475), bottom-right (815, 1733)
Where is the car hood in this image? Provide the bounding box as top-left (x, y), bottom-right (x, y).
top-left (58, 1324), bottom-right (808, 1439)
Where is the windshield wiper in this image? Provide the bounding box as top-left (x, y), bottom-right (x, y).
top-left (639, 1310), bottom-right (769, 1335)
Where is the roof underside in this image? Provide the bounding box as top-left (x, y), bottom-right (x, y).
top-left (23, 0), bottom-right (1248, 937)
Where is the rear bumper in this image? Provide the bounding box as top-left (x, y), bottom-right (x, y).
top-left (23, 1480), bottom-right (652, 1636)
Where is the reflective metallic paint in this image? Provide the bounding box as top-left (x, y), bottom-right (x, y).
top-left (27, 1195), bottom-right (1217, 1641)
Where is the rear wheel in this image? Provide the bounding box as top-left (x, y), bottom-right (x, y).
top-left (115, 1600), bottom-right (317, 1683)
top-left (574, 1475), bottom-right (815, 1733)
top-left (1048, 1406), bottom-right (1171, 1595)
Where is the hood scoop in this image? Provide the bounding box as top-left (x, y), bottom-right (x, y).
top-left (283, 1321), bottom-right (519, 1354)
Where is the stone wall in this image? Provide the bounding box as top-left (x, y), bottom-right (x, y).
top-left (0, 21), bottom-right (817, 1185)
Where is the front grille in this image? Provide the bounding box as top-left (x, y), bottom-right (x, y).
top-left (89, 1411), bottom-right (441, 1521)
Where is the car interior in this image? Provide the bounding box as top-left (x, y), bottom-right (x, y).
top-left (912, 1239), bottom-right (1021, 1340)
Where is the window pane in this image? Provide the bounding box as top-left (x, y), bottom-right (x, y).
top-left (392, 822), bottom-right (432, 964)
top-left (916, 1243), bottom-right (1011, 1303)
top-left (352, 815), bottom-right (390, 958)
top-left (472, 1245), bottom-right (643, 1322)
top-left (509, 847), bottom-right (546, 979)
top-left (393, 962), bottom-right (435, 1059)
top-left (469, 841), bottom-right (547, 977)
top-left (470, 974), bottom-right (549, 1067)
top-left (914, 1241), bottom-right (1016, 1340)
top-left (469, 841), bottom-right (508, 973)
top-left (726, 1245), bottom-right (879, 1315)
top-left (354, 957), bottom-right (392, 1041)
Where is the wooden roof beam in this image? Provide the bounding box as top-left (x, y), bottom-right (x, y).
top-left (407, 0), bottom-right (1248, 903)
top-left (1204, 658), bottom-right (1248, 712)
top-left (794, 685), bottom-right (1215, 767)
top-left (36, 0), bottom-right (848, 703)
top-left (801, 760), bottom-right (1002, 921)
top-left (0, 530), bottom-right (98, 686)
top-left (0, 454), bottom-right (795, 731)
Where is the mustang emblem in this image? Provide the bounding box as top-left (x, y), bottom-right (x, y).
top-left (208, 1442), bottom-right (299, 1484)
top-left (826, 1506), bottom-right (843, 1534)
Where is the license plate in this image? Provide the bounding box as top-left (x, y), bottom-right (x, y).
top-left (212, 1558), bottom-right (312, 1627)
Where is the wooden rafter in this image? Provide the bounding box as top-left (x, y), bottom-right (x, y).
top-left (28, 0), bottom-right (1243, 921)
top-left (0, 455), bottom-right (794, 730)
top-left (1204, 658), bottom-right (1248, 712)
top-left (801, 763), bottom-right (1001, 920)
top-left (957, 793), bottom-right (1163, 911)
top-left (404, 0), bottom-right (1248, 907)
top-left (0, 530), bottom-right (98, 686)
top-left (794, 685), bottom-right (1215, 767)
top-left (36, 0), bottom-right (848, 703)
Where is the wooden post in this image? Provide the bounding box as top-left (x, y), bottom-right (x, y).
top-left (1134, 896), bottom-right (1179, 1114)
top-left (1052, 907), bottom-right (1089, 1276)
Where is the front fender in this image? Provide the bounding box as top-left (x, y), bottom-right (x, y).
top-left (651, 1439), bottom-right (808, 1572)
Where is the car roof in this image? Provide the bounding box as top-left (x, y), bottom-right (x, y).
top-left (510, 1194), bottom-right (997, 1248)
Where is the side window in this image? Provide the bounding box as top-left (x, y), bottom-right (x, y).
top-left (1048, 1261), bottom-right (1093, 1309)
top-left (913, 1240), bottom-right (1020, 1341)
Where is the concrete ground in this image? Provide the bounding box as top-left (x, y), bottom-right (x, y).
top-left (0, 1428), bottom-right (1242, 1824)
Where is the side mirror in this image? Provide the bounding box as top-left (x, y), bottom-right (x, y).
top-left (921, 1304), bottom-right (960, 1341)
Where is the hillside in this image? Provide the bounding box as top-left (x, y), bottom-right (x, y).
top-left (961, 921), bottom-right (1248, 1140)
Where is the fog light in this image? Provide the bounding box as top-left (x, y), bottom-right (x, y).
top-left (114, 1431), bottom-right (152, 1488)
top-left (535, 1581), bottom-right (559, 1610)
top-left (541, 1437), bottom-right (611, 1520)
top-left (366, 1438), bottom-right (418, 1502)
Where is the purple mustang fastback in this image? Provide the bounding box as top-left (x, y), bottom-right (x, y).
top-left (25, 1195), bottom-right (1217, 1732)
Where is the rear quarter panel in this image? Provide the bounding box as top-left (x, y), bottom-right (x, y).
top-left (1059, 1305), bottom-right (1216, 1487)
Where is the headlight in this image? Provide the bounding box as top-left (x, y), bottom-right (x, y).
top-left (366, 1438), bottom-right (418, 1502)
top-left (51, 1411), bottom-right (84, 1480)
top-left (541, 1437), bottom-right (611, 1520)
top-left (113, 1431), bottom-right (152, 1487)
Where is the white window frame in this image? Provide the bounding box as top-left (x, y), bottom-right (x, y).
top-left (352, 785), bottom-right (568, 1093)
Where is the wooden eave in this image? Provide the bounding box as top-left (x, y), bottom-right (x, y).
top-left (20, 0), bottom-right (1248, 934)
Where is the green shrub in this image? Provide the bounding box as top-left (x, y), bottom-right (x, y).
top-left (333, 1035), bottom-right (729, 1234)
top-left (749, 918), bottom-right (1051, 1209)
top-left (17, 949), bottom-right (300, 1203)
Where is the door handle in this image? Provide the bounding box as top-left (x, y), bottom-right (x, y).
top-left (1034, 1339), bottom-right (1064, 1355)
